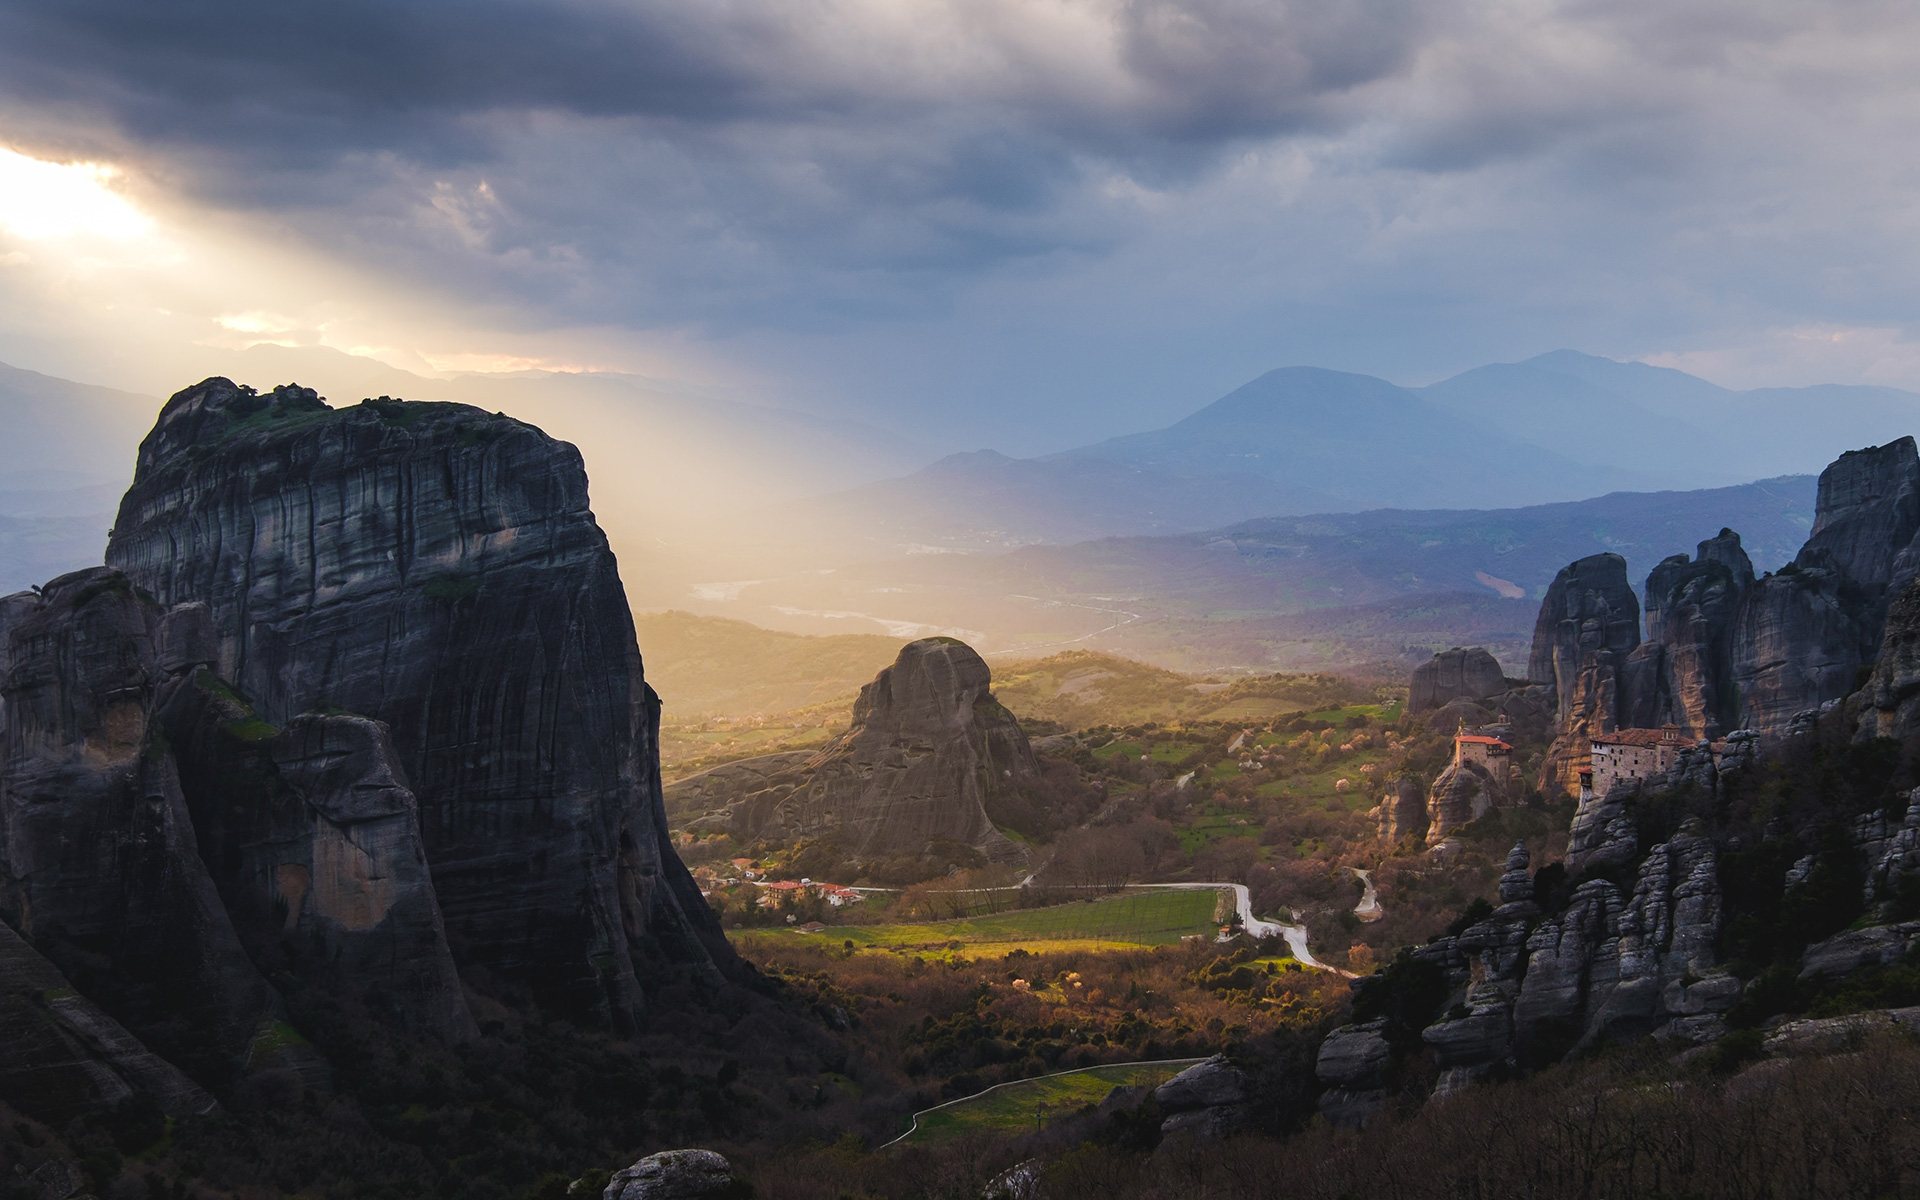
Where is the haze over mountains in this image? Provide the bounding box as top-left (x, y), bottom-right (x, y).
top-left (0, 345), bottom-right (1908, 674)
top-left (793, 351), bottom-right (1920, 553)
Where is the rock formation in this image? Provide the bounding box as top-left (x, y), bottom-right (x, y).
top-left (1623, 529), bottom-right (1753, 738)
top-left (103, 379), bottom-right (731, 1024)
top-left (1377, 776), bottom-right (1427, 844)
top-left (1530, 553), bottom-right (1642, 716)
top-left (0, 917), bottom-right (216, 1124)
top-left (0, 568), bottom-right (295, 1085)
top-left (1151, 1054), bottom-right (1252, 1139)
top-left (1416, 831), bottom-right (1732, 1074)
top-left (1408, 647), bottom-right (1506, 715)
top-left (1852, 576), bottom-right (1920, 743)
top-left (604, 1149), bottom-right (747, 1200)
top-left (668, 638), bottom-right (1030, 867)
top-left (1313, 1021), bottom-right (1392, 1126)
top-left (1728, 439), bottom-right (1920, 739)
top-left (1531, 554), bottom-right (1640, 794)
top-left (1424, 752), bottom-right (1514, 845)
top-left (157, 669), bottom-right (475, 1043)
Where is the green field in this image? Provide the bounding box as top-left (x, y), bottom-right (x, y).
top-left (744, 889), bottom-right (1221, 957)
top-left (900, 1060), bottom-right (1201, 1144)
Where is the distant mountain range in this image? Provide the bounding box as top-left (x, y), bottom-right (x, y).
top-left (0, 346), bottom-right (1904, 673)
top-left (694, 474), bottom-right (1821, 673)
top-left (789, 351), bottom-right (1920, 554)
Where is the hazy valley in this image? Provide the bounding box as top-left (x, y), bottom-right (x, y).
top-left (7, 357), bottom-right (1920, 1200)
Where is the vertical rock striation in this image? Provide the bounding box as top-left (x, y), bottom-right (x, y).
top-left (1624, 529), bottom-right (1753, 738)
top-left (1730, 439), bottom-right (1920, 739)
top-left (1533, 553), bottom-right (1640, 795)
top-left (0, 568), bottom-right (289, 1084)
top-left (103, 379), bottom-right (730, 1025)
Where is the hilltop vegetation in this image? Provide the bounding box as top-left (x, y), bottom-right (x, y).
top-left (637, 610), bottom-right (902, 717)
top-left (988, 651), bottom-right (1377, 729)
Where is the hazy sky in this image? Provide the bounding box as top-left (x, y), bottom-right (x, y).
top-left (1, 0), bottom-right (1918, 452)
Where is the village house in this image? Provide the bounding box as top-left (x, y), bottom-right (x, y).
top-left (1589, 724), bottom-right (1688, 796)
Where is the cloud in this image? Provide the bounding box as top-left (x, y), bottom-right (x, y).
top-left (1, 0), bottom-right (1920, 446)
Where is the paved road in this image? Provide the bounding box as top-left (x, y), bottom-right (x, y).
top-left (1351, 868), bottom-right (1382, 921)
top-left (1130, 882), bottom-right (1344, 973)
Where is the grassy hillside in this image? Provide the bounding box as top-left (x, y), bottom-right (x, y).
top-left (990, 650), bottom-right (1380, 727)
top-left (636, 610), bottom-right (903, 718)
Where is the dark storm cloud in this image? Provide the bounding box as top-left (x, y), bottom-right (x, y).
top-left (0, 0), bottom-right (1427, 167)
top-left (3, 0), bottom-right (1919, 421)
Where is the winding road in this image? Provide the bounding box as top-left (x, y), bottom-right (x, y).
top-left (1351, 867), bottom-right (1382, 921)
top-left (1129, 882), bottom-right (1347, 975)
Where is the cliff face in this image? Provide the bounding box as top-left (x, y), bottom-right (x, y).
top-left (1623, 529), bottom-right (1753, 738)
top-left (1853, 576), bottom-right (1920, 742)
top-left (670, 638), bottom-right (1030, 867)
top-left (104, 380), bottom-right (730, 1024)
top-left (157, 671), bottom-right (475, 1043)
top-left (0, 569), bottom-right (290, 1086)
top-left (1533, 554), bottom-right (1639, 795)
top-left (1727, 439), bottom-right (1920, 739)
top-left (1529, 553), bottom-right (1640, 716)
top-left (1529, 442), bottom-right (1920, 786)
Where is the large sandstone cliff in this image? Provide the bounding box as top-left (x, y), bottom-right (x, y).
top-left (1532, 553), bottom-right (1640, 795)
top-left (1727, 439), bottom-right (1920, 738)
top-left (1, 376), bottom-right (737, 1122)
top-left (103, 379), bottom-right (730, 1023)
top-left (1530, 439), bottom-right (1920, 796)
top-left (669, 638), bottom-right (1030, 868)
top-left (1623, 528), bottom-right (1753, 738)
top-left (0, 569), bottom-right (297, 1087)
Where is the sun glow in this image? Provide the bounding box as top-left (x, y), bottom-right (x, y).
top-left (0, 148), bottom-right (152, 241)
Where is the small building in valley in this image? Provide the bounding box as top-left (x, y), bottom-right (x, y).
top-left (1590, 725), bottom-right (1688, 796)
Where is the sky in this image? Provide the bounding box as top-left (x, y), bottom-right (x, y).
top-left (1, 0), bottom-right (1919, 453)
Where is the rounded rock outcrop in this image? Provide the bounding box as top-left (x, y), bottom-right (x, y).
top-left (604, 1150), bottom-right (747, 1200)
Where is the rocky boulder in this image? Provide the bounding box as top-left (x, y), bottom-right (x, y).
top-left (666, 638), bottom-right (1030, 867)
top-left (1421, 982), bottom-right (1515, 1096)
top-left (604, 1150), bottom-right (747, 1200)
top-left (1409, 648), bottom-right (1507, 715)
top-left (1315, 1021), bottom-right (1392, 1126)
top-left (1152, 1054), bottom-right (1252, 1140)
top-left (1799, 923), bottom-right (1920, 982)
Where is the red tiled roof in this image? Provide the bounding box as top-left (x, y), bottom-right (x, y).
top-left (1456, 735), bottom-right (1512, 749)
top-left (765, 880), bottom-right (804, 890)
